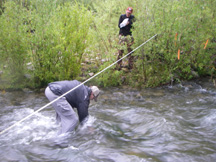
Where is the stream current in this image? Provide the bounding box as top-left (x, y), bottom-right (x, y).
top-left (0, 77), bottom-right (215, 162)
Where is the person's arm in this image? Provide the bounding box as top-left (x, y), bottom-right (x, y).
top-left (128, 15), bottom-right (135, 26)
top-left (118, 15), bottom-right (123, 28)
top-left (77, 102), bottom-right (89, 124)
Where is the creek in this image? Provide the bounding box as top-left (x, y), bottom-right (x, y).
top-left (0, 77), bottom-right (216, 162)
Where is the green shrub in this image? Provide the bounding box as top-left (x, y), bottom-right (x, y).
top-left (0, 1), bottom-right (29, 89)
top-left (0, 0), bottom-right (215, 89)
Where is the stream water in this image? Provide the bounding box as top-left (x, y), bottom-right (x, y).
top-left (0, 78), bottom-right (215, 162)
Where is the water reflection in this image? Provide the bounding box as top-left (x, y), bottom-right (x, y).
top-left (0, 78), bottom-right (216, 162)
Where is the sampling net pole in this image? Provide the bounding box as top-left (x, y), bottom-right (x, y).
top-left (0, 34), bottom-right (157, 136)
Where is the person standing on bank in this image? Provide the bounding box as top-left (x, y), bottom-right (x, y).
top-left (117, 7), bottom-right (135, 70)
top-left (45, 80), bottom-right (100, 134)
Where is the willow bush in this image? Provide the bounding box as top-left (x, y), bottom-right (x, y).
top-left (130, 0), bottom-right (216, 87)
top-left (0, 1), bottom-right (93, 89)
top-left (27, 2), bottom-right (93, 87)
top-left (89, 0), bottom-right (215, 87)
top-left (0, 1), bottom-right (29, 88)
top-left (0, 0), bottom-right (215, 89)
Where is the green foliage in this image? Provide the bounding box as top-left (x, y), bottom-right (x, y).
top-left (131, 0), bottom-right (216, 86)
top-left (0, 0), bottom-right (215, 89)
top-left (96, 62), bottom-right (124, 87)
top-left (0, 1), bottom-right (29, 88)
top-left (0, 1), bottom-right (93, 88)
top-left (28, 1), bottom-right (93, 87)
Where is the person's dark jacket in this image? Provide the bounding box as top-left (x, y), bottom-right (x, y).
top-left (48, 80), bottom-right (91, 123)
top-left (118, 14), bottom-right (135, 36)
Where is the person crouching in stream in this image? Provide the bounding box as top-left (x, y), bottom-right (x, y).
top-left (45, 80), bottom-right (100, 135)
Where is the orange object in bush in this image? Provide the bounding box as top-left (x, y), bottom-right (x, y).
top-left (175, 33), bottom-right (178, 40)
top-left (178, 49), bottom-right (180, 60)
top-left (204, 39), bottom-right (209, 49)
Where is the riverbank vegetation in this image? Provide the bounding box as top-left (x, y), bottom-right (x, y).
top-left (0, 0), bottom-right (215, 89)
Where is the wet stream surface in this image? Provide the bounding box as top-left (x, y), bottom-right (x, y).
top-left (0, 78), bottom-right (216, 162)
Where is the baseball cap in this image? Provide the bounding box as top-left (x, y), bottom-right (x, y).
top-left (91, 86), bottom-right (100, 102)
top-left (126, 7), bottom-right (133, 14)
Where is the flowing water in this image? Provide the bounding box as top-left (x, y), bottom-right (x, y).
top-left (0, 78), bottom-right (216, 162)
